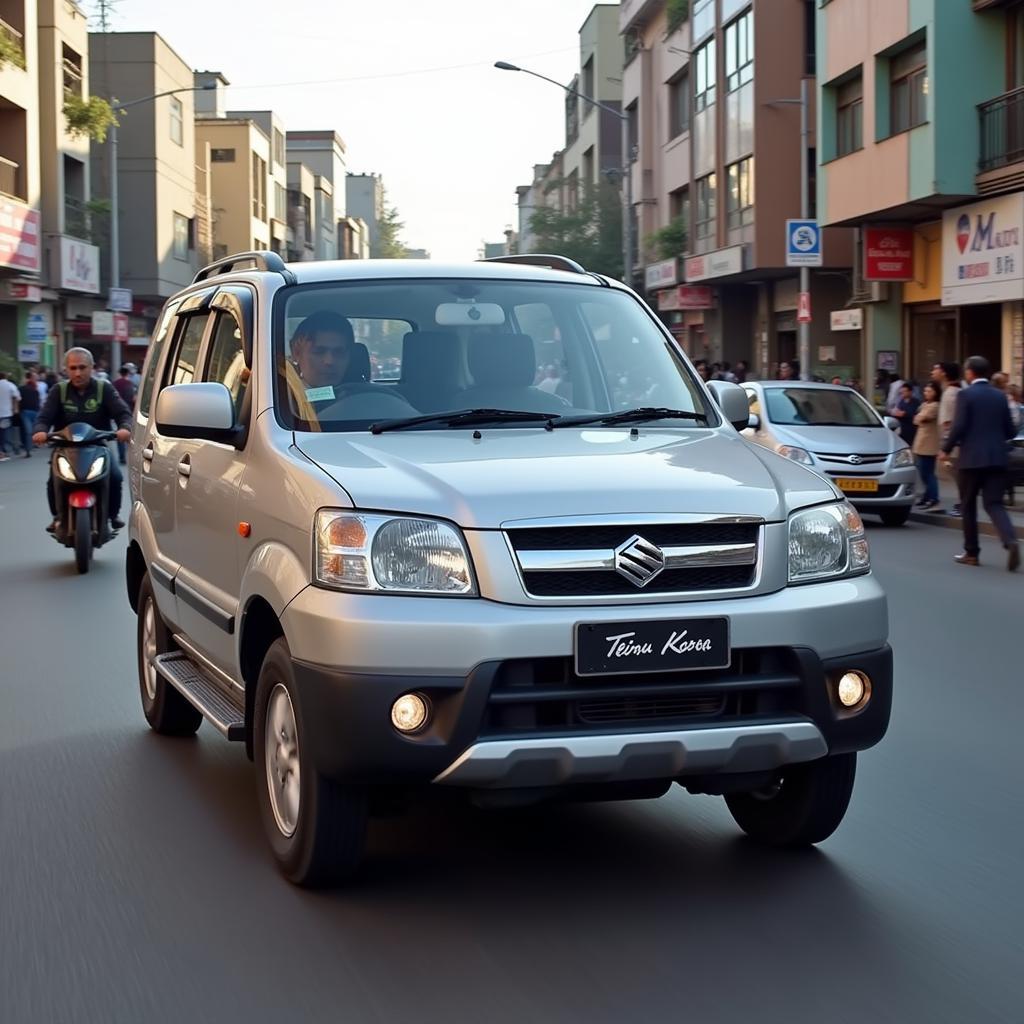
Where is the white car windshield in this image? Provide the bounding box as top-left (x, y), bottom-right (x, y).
top-left (274, 279), bottom-right (712, 431)
top-left (765, 387), bottom-right (882, 428)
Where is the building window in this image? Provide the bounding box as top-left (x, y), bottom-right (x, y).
top-left (62, 45), bottom-right (83, 98)
top-left (169, 96), bottom-right (183, 147)
top-left (626, 101), bottom-right (639, 162)
top-left (272, 128), bottom-right (285, 168)
top-left (275, 182), bottom-right (286, 222)
top-left (669, 186), bottom-right (690, 252)
top-left (726, 157), bottom-right (754, 228)
top-left (724, 11), bottom-right (753, 93)
top-left (669, 71), bottom-right (690, 138)
top-left (582, 56), bottom-right (594, 117)
top-left (890, 41), bottom-right (927, 134)
top-left (804, 0), bottom-right (816, 75)
top-left (836, 74), bottom-right (863, 156)
top-left (692, 0), bottom-right (715, 41)
top-left (172, 213), bottom-right (189, 261)
top-left (695, 39), bottom-right (717, 112)
top-left (696, 173), bottom-right (716, 240)
top-left (565, 74), bottom-right (580, 144)
top-left (211, 148), bottom-right (235, 162)
top-left (252, 153), bottom-right (267, 220)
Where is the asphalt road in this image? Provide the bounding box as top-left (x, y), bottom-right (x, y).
top-left (1, 453), bottom-right (1021, 1024)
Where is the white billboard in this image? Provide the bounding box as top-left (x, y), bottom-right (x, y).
top-left (942, 194), bottom-right (1023, 306)
top-left (60, 236), bottom-right (100, 293)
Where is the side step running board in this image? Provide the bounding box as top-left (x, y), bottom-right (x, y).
top-left (153, 652), bottom-right (245, 740)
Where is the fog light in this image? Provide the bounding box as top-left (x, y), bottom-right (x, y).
top-left (391, 693), bottom-right (429, 733)
top-left (837, 671), bottom-right (869, 708)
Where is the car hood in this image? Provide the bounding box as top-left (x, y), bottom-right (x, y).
top-left (295, 428), bottom-right (836, 529)
top-left (772, 423), bottom-right (904, 455)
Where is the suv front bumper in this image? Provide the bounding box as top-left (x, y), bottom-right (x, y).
top-left (283, 577), bottom-right (891, 789)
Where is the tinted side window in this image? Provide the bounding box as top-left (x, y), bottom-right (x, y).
top-left (204, 311), bottom-right (248, 417)
top-left (138, 301), bottom-right (180, 416)
top-left (169, 314), bottom-right (210, 386)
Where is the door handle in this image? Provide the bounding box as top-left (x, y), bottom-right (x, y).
top-left (142, 443), bottom-right (154, 461)
top-left (177, 455), bottom-right (192, 478)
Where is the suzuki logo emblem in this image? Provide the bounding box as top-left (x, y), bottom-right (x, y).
top-left (614, 535), bottom-right (666, 587)
top-left (848, 455), bottom-right (863, 465)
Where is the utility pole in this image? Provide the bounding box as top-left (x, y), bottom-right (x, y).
top-left (798, 77), bottom-right (811, 382)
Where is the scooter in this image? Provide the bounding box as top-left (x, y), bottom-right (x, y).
top-left (47, 422), bottom-right (118, 574)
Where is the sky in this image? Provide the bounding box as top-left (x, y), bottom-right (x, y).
top-left (92, 0), bottom-right (607, 260)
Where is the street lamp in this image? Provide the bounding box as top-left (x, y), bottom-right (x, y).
top-left (766, 79), bottom-right (811, 381)
top-left (495, 61), bottom-right (633, 286)
top-left (107, 85), bottom-right (215, 291)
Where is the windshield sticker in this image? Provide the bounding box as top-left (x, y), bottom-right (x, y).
top-left (304, 386), bottom-right (335, 403)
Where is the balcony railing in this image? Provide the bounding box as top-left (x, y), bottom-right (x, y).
top-left (64, 195), bottom-right (90, 240)
top-left (979, 86), bottom-right (1024, 173)
top-left (62, 57), bottom-right (83, 97)
top-left (0, 16), bottom-right (26, 69)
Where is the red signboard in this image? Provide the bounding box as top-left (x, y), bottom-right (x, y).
top-left (863, 226), bottom-right (914, 281)
top-left (797, 291), bottom-right (812, 324)
top-left (0, 198), bottom-right (41, 273)
top-left (658, 285), bottom-right (716, 312)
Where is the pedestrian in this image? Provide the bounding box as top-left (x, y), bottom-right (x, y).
top-left (734, 360), bottom-right (748, 384)
top-left (112, 365), bottom-right (137, 464)
top-left (933, 362), bottom-right (963, 516)
top-left (127, 362), bottom-right (142, 390)
top-left (885, 373), bottom-right (906, 415)
top-left (892, 382), bottom-right (920, 447)
top-left (941, 355), bottom-right (1020, 571)
top-left (777, 361), bottom-right (794, 381)
top-left (0, 371), bottom-right (20, 460)
top-left (694, 360), bottom-right (710, 382)
top-left (991, 372), bottom-right (1021, 429)
top-left (912, 380), bottom-right (941, 509)
top-left (18, 371), bottom-right (41, 458)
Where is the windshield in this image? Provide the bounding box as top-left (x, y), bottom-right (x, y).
top-left (765, 387), bottom-right (882, 427)
top-left (274, 279), bottom-right (711, 431)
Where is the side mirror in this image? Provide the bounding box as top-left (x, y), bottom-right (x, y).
top-left (884, 416), bottom-right (900, 432)
top-left (156, 382), bottom-right (239, 443)
top-left (746, 412), bottom-right (761, 431)
top-left (707, 380), bottom-right (751, 432)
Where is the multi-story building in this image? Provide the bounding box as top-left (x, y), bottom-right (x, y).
top-left (89, 31), bottom-right (199, 365)
top-left (515, 161), bottom-right (555, 253)
top-left (561, 4), bottom-right (623, 208)
top-left (338, 214), bottom-right (369, 260)
top-left (286, 130), bottom-right (346, 260)
top-left (620, 0), bottom-right (854, 380)
top-left (0, 0), bottom-right (44, 362)
top-left (346, 172), bottom-right (384, 254)
top-left (39, 0), bottom-right (101, 356)
top-left (818, 0), bottom-right (1023, 386)
top-left (285, 159), bottom-right (314, 262)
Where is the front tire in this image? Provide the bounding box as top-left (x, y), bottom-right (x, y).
top-left (74, 507), bottom-right (92, 573)
top-left (879, 506), bottom-right (911, 527)
top-left (725, 753), bottom-right (857, 847)
top-left (137, 573), bottom-right (202, 736)
top-left (254, 638), bottom-right (367, 888)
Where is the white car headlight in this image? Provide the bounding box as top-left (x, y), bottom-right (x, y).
top-left (56, 455), bottom-right (76, 481)
top-left (314, 511), bottom-right (476, 595)
top-left (893, 448), bottom-right (914, 468)
top-left (86, 455), bottom-right (106, 480)
top-left (789, 501), bottom-right (870, 584)
top-left (776, 444), bottom-right (813, 465)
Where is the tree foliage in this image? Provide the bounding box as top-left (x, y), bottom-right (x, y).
top-left (529, 181), bottom-right (624, 279)
top-left (63, 95), bottom-right (119, 142)
top-left (666, 0), bottom-right (689, 33)
top-left (372, 190), bottom-right (406, 258)
top-left (647, 216), bottom-right (688, 261)
top-left (0, 29), bottom-right (27, 69)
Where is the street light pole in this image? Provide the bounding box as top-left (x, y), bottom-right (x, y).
top-left (107, 86), bottom-right (214, 291)
top-left (495, 61), bottom-right (633, 285)
top-left (798, 76), bottom-right (810, 382)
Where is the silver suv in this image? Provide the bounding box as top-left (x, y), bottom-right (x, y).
top-left (126, 251), bottom-right (892, 887)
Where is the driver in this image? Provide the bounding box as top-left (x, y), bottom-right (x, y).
top-left (289, 312), bottom-right (355, 412)
top-left (33, 346), bottom-right (132, 533)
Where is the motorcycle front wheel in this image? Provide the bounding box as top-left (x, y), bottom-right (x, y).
top-left (74, 507), bottom-right (92, 574)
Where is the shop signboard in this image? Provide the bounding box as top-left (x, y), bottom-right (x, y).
top-left (942, 194), bottom-right (1023, 306)
top-left (863, 227), bottom-right (914, 281)
top-left (0, 198), bottom-right (41, 273)
top-left (60, 236), bottom-right (100, 293)
top-left (684, 245), bottom-right (744, 283)
top-left (645, 258), bottom-right (679, 291)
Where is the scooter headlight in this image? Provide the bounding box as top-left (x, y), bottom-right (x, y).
top-left (86, 455), bottom-right (106, 480)
top-left (56, 455), bottom-right (76, 481)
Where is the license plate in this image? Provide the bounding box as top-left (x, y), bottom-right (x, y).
top-left (575, 617), bottom-right (730, 677)
top-left (835, 477), bottom-right (879, 493)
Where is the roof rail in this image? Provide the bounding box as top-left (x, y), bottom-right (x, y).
top-left (480, 253), bottom-right (587, 275)
top-left (192, 250), bottom-right (297, 286)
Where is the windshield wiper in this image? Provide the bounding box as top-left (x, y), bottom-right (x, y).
top-left (370, 408), bottom-right (556, 434)
top-left (549, 406), bottom-right (709, 429)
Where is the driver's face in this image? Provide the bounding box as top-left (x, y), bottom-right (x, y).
top-left (294, 330), bottom-right (351, 388)
top-left (66, 356), bottom-right (93, 390)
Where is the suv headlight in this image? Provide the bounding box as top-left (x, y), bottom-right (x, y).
top-left (893, 448), bottom-right (914, 468)
top-left (776, 444), bottom-right (813, 465)
top-left (314, 510), bottom-right (476, 595)
top-left (788, 501), bottom-right (870, 583)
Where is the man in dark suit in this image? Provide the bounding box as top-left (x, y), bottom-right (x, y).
top-left (942, 355), bottom-right (1019, 570)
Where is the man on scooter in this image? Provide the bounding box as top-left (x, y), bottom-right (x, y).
top-left (33, 347), bottom-right (132, 532)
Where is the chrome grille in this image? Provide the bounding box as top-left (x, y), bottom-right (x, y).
top-left (506, 519), bottom-right (761, 599)
top-left (813, 452), bottom-right (889, 466)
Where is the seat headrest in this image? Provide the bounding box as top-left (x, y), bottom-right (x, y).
top-left (399, 331), bottom-right (463, 411)
top-left (342, 342), bottom-right (371, 383)
top-left (469, 333), bottom-right (536, 389)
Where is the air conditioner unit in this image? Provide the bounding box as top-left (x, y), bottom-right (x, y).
top-left (851, 280), bottom-right (889, 304)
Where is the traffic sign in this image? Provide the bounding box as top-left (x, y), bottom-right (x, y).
top-left (26, 313), bottom-right (47, 341)
top-left (797, 291), bottom-right (812, 323)
top-left (786, 219), bottom-right (822, 267)
top-left (108, 287), bottom-right (133, 312)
